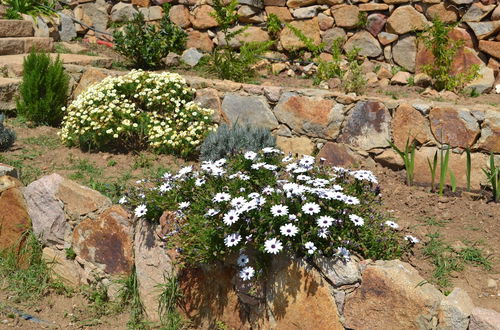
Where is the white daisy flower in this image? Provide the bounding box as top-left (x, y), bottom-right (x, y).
top-left (302, 202), bottom-right (321, 215)
top-left (237, 254), bottom-right (249, 267)
top-left (251, 162), bottom-right (266, 170)
top-left (337, 247), bottom-right (351, 261)
top-left (223, 210), bottom-right (240, 226)
top-left (248, 192), bottom-right (261, 199)
top-left (285, 163), bottom-right (298, 172)
top-left (289, 214), bottom-right (298, 221)
top-left (118, 196), bottom-right (128, 204)
top-left (262, 147), bottom-right (280, 154)
top-left (311, 178), bottom-right (329, 187)
top-left (343, 196), bottom-right (360, 205)
top-left (231, 197), bottom-right (247, 209)
top-left (385, 221), bottom-right (399, 229)
top-left (238, 174), bottom-right (250, 181)
top-left (262, 186), bottom-right (275, 195)
top-left (318, 228), bottom-right (329, 239)
top-left (304, 241), bottom-right (317, 255)
top-left (215, 158), bottom-right (227, 166)
top-left (160, 182), bottom-right (172, 193)
top-left (195, 178), bottom-right (206, 186)
top-left (239, 266), bottom-right (255, 281)
top-left (263, 164), bottom-right (278, 171)
top-left (280, 223), bottom-right (299, 237)
top-left (299, 155), bottom-right (315, 167)
top-left (213, 192), bottom-right (231, 203)
top-left (297, 175), bottom-right (311, 181)
top-left (162, 173), bottom-right (172, 180)
top-left (224, 233), bottom-right (242, 247)
top-left (178, 165), bottom-right (193, 176)
top-left (404, 235), bottom-right (420, 244)
top-left (205, 209), bottom-right (219, 217)
top-left (138, 193), bottom-right (145, 199)
top-left (244, 151), bottom-right (257, 160)
top-left (134, 204), bottom-right (147, 218)
top-left (270, 204), bottom-right (289, 217)
top-left (349, 214), bottom-right (365, 226)
top-left (282, 155), bottom-right (294, 162)
top-left (317, 215), bottom-right (335, 228)
top-left (178, 201), bottom-right (190, 210)
top-left (264, 238), bottom-right (283, 254)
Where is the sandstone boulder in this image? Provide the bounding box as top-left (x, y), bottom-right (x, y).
top-left (222, 93), bottom-right (278, 130)
top-left (392, 35), bottom-right (416, 72)
top-left (276, 136), bottom-right (315, 155)
top-left (466, 21), bottom-right (500, 40)
top-left (392, 103), bottom-right (434, 149)
top-left (110, 2), bottom-right (138, 22)
top-left (429, 107), bottom-right (479, 148)
top-left (425, 3), bottom-right (459, 23)
top-left (316, 142), bottom-right (360, 167)
top-left (332, 5), bottom-right (359, 28)
top-left (0, 180), bottom-right (30, 251)
top-left (280, 18), bottom-right (320, 51)
top-left (386, 6), bottom-right (429, 35)
top-left (438, 287), bottom-right (474, 330)
top-left (187, 30), bottom-right (214, 52)
top-left (479, 40), bottom-right (500, 60)
top-left (190, 5), bottom-right (218, 29)
top-left (469, 307), bottom-right (500, 330)
top-left (344, 31), bottom-right (382, 58)
top-left (169, 5), bottom-right (191, 28)
top-left (476, 110), bottom-right (500, 153)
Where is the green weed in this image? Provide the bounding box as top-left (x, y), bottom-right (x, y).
top-left (157, 273), bottom-right (184, 329)
top-left (482, 153), bottom-right (500, 202)
top-left (388, 138), bottom-right (416, 186)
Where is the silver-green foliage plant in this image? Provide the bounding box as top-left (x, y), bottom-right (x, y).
top-left (0, 114), bottom-right (16, 151)
top-left (200, 124), bottom-right (276, 161)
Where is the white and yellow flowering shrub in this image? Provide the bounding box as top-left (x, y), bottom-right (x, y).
top-left (60, 70), bottom-right (216, 156)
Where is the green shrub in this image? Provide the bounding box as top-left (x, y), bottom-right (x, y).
top-left (200, 123), bottom-right (276, 161)
top-left (419, 18), bottom-right (479, 92)
top-left (3, 0), bottom-right (55, 20)
top-left (342, 48), bottom-right (366, 94)
top-left (202, 0), bottom-right (273, 82)
top-left (113, 7), bottom-right (187, 70)
top-left (60, 70), bottom-right (215, 157)
top-left (125, 151), bottom-right (410, 286)
top-left (313, 37), bottom-right (344, 85)
top-left (16, 50), bottom-right (69, 127)
top-left (0, 114), bottom-right (16, 151)
top-left (267, 13), bottom-right (283, 40)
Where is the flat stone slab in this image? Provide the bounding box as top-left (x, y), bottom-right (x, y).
top-left (0, 20), bottom-right (33, 38)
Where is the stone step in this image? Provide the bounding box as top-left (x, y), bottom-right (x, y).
top-left (0, 53), bottom-right (113, 77)
top-left (0, 20), bottom-right (33, 38)
top-left (0, 37), bottom-right (53, 56)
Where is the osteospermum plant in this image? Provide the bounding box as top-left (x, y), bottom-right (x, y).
top-left (60, 70), bottom-right (216, 157)
top-left (124, 149), bottom-right (415, 282)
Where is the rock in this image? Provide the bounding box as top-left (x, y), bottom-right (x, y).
top-left (42, 247), bottom-right (83, 286)
top-left (464, 65), bottom-right (495, 95)
top-left (318, 12), bottom-right (334, 30)
top-left (416, 46), bottom-right (483, 77)
top-left (134, 218), bottom-right (175, 323)
top-left (194, 88), bottom-right (227, 124)
top-left (359, 3), bottom-right (389, 11)
top-left (274, 93), bottom-right (343, 139)
top-left (139, 6), bottom-right (163, 21)
top-left (448, 27), bottom-right (474, 48)
top-left (479, 40), bottom-right (500, 60)
top-left (292, 5), bottom-right (323, 19)
top-left (383, 0), bottom-right (411, 3)
top-left (344, 260), bottom-right (444, 330)
top-left (110, 2), bottom-right (138, 22)
top-left (322, 27), bottom-right (347, 53)
top-left (463, 3), bottom-right (496, 22)
top-left (222, 93), bottom-right (278, 130)
top-left (23, 174), bottom-right (111, 246)
top-left (344, 31), bottom-right (382, 58)
top-left (392, 35), bottom-right (416, 73)
top-left (493, 5), bottom-right (500, 20)
top-left (266, 258), bottom-right (344, 330)
top-left (286, 0), bottom-right (317, 8)
top-left (0, 184), bottom-right (30, 250)
top-left (265, 0), bottom-right (286, 5)
top-left (190, 5), bottom-right (218, 29)
top-left (72, 67), bottom-right (109, 98)
top-left (466, 21), bottom-right (500, 40)
top-left (386, 6), bottom-right (429, 35)
top-left (392, 104), bottom-right (433, 149)
top-left (265, 6), bottom-right (293, 21)
top-left (74, 3), bottom-right (108, 36)
top-left (316, 142), bottom-right (359, 167)
top-left (162, 52), bottom-right (180, 67)
top-left (72, 206), bottom-right (133, 276)
top-left (374, 149), bottom-right (405, 169)
top-left (469, 308), bottom-right (500, 330)
top-left (280, 18), bottom-right (320, 51)
top-left (314, 257), bottom-right (361, 286)
top-left (438, 288), bottom-right (474, 330)
top-left (276, 136), bottom-right (315, 155)
top-left (169, 5), bottom-right (191, 28)
top-left (391, 71), bottom-right (411, 85)
top-left (238, 5), bottom-right (265, 23)
top-left (429, 107), bottom-right (479, 148)
top-left (0, 19), bottom-right (32, 37)
top-left (339, 101), bottom-right (391, 150)
top-left (186, 30), bottom-right (213, 52)
top-left (0, 164), bottom-right (19, 179)
top-left (58, 13), bottom-right (77, 42)
top-left (449, 0), bottom-right (473, 4)
top-left (476, 110), bottom-right (500, 153)
top-left (366, 13), bottom-right (386, 37)
top-left (414, 73), bottom-right (432, 87)
top-left (234, 26), bottom-right (270, 46)
top-left (272, 62), bottom-right (288, 74)
top-left (425, 3), bottom-right (459, 23)
top-left (239, 0), bottom-right (264, 8)
top-left (377, 66), bottom-right (392, 79)
top-left (332, 5), bottom-right (359, 29)
top-left (263, 86), bottom-right (282, 102)
top-left (181, 48), bottom-right (204, 67)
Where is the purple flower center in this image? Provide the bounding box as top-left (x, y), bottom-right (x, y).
top-left (271, 244), bottom-right (276, 249)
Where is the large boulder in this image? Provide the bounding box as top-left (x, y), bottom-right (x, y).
top-left (344, 31), bottom-right (382, 58)
top-left (475, 109), bottom-right (500, 153)
top-left (221, 93), bottom-right (279, 130)
top-left (466, 21), bottom-right (500, 40)
top-left (469, 307), bottom-right (500, 330)
top-left (190, 5), bottom-right (218, 29)
top-left (425, 3), bottom-right (459, 23)
top-left (169, 5), bottom-right (191, 28)
top-left (429, 107), bottom-right (479, 148)
top-left (344, 260), bottom-right (443, 329)
top-left (276, 136), bottom-right (315, 156)
top-left (74, 2), bottom-right (109, 36)
top-left (391, 103), bottom-right (434, 149)
top-left (339, 101), bottom-right (391, 150)
top-left (386, 6), bottom-right (429, 35)
top-left (110, 2), bottom-right (138, 23)
top-left (332, 5), bottom-right (359, 29)
top-left (392, 35), bottom-right (416, 72)
top-left (280, 18), bottom-right (320, 51)
top-left (273, 93), bottom-right (344, 139)
top-left (194, 88), bottom-right (227, 124)
top-left (23, 174), bottom-right (111, 246)
top-left (479, 40), bottom-right (500, 60)
top-left (437, 288), bottom-right (474, 330)
top-left (0, 177), bottom-right (30, 251)
top-left (316, 142), bottom-right (360, 167)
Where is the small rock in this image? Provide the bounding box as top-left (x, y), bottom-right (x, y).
top-left (469, 307), bottom-right (500, 330)
top-left (162, 52), bottom-right (180, 67)
top-left (391, 71), bottom-right (411, 85)
top-left (414, 73), bottom-right (431, 87)
top-left (181, 48), bottom-right (204, 67)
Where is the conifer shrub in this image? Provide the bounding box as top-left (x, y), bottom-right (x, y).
top-left (16, 50), bottom-right (69, 127)
top-left (199, 124), bottom-right (276, 161)
top-left (0, 114), bottom-right (16, 151)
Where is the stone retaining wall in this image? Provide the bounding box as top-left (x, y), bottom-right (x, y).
top-left (20, 0), bottom-right (500, 92)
